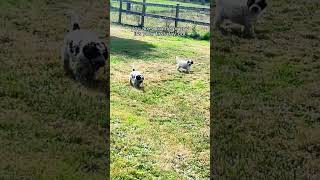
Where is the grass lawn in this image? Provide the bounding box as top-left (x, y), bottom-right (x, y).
top-left (0, 0), bottom-right (109, 179)
top-left (211, 0), bottom-right (320, 178)
top-left (110, 25), bottom-right (210, 179)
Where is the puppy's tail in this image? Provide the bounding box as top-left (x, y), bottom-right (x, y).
top-left (130, 65), bottom-right (136, 71)
top-left (70, 13), bottom-right (80, 31)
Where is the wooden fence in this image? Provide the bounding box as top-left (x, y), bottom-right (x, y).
top-left (111, 0), bottom-right (210, 27)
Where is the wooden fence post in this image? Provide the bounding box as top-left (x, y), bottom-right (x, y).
top-left (126, 2), bottom-right (131, 11)
top-left (175, 4), bottom-right (180, 28)
top-left (118, 0), bottom-right (123, 24)
top-left (140, 0), bottom-right (146, 28)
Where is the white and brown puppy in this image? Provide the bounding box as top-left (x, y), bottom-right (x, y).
top-left (176, 56), bottom-right (193, 73)
top-left (214, 0), bottom-right (267, 37)
top-left (129, 67), bottom-right (144, 88)
top-left (62, 16), bottom-right (108, 82)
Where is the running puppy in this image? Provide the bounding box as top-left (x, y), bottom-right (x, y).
top-left (129, 66), bottom-right (144, 88)
top-left (176, 56), bottom-right (193, 73)
top-left (62, 15), bottom-right (108, 83)
top-left (214, 0), bottom-right (267, 37)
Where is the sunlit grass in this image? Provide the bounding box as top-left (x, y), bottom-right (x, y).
top-left (110, 25), bottom-right (210, 179)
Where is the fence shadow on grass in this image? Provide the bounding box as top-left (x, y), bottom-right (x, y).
top-left (111, 36), bottom-right (157, 60)
top-left (84, 79), bottom-right (108, 94)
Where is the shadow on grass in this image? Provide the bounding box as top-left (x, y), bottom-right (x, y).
top-left (218, 26), bottom-right (270, 40)
top-left (111, 36), bottom-right (156, 59)
top-left (66, 74), bottom-right (107, 94)
top-left (174, 0), bottom-right (210, 6)
top-left (84, 79), bottom-right (108, 94)
top-left (136, 86), bottom-right (145, 92)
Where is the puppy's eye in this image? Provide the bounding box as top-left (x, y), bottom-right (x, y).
top-left (75, 46), bottom-right (80, 55)
top-left (251, 6), bottom-right (260, 13)
top-left (69, 41), bottom-right (74, 53)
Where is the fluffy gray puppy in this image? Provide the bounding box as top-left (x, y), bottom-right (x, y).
top-left (129, 67), bottom-right (144, 88)
top-left (176, 56), bottom-right (193, 73)
top-left (62, 16), bottom-right (108, 82)
top-left (214, 0), bottom-right (267, 37)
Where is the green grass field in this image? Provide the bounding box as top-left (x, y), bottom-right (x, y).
top-left (0, 0), bottom-right (109, 179)
top-left (211, 0), bottom-right (320, 178)
top-left (110, 25), bottom-right (210, 179)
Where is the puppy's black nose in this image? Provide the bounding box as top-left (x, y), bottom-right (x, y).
top-left (96, 60), bottom-right (105, 67)
top-left (83, 43), bottom-right (100, 60)
top-left (94, 59), bottom-right (106, 67)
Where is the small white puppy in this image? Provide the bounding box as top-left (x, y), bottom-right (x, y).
top-left (176, 56), bottom-right (193, 73)
top-left (129, 66), bottom-right (144, 88)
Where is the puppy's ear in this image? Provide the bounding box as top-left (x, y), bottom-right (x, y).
top-left (257, 0), bottom-right (267, 10)
top-left (247, 0), bottom-right (255, 7)
top-left (101, 42), bottom-right (109, 59)
top-left (69, 41), bottom-right (74, 53)
top-left (103, 48), bottom-right (108, 60)
top-left (83, 43), bottom-right (99, 59)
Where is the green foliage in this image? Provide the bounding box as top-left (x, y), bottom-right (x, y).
top-left (186, 26), bottom-right (210, 40)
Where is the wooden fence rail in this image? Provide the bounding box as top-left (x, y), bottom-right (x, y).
top-left (111, 0), bottom-right (210, 27)
top-left (113, 0), bottom-right (210, 12)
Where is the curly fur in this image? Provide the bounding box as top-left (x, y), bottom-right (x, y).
top-left (214, 0), bottom-right (267, 37)
top-left (62, 16), bottom-right (108, 83)
top-left (176, 56), bottom-right (193, 73)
